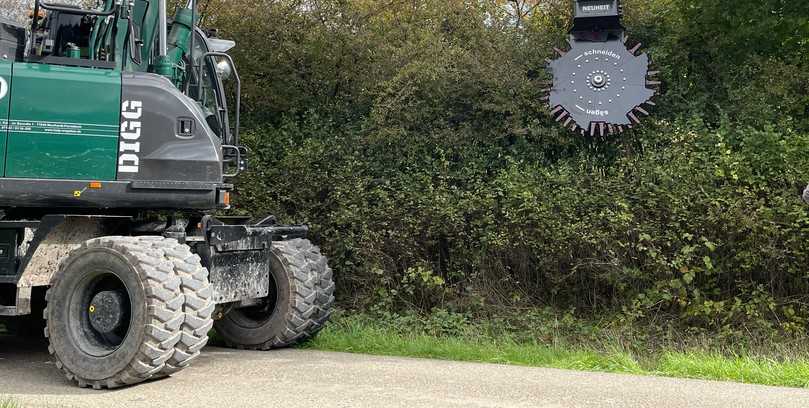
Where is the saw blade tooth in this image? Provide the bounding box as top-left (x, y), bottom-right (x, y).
top-left (554, 47), bottom-right (566, 57)
top-left (635, 106), bottom-right (650, 116)
top-left (628, 111), bottom-right (640, 124)
top-left (550, 106), bottom-right (563, 115)
top-left (629, 43), bottom-right (642, 55)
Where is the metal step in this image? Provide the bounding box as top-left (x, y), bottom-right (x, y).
top-left (0, 305), bottom-right (19, 316)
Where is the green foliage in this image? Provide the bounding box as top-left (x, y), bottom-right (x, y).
top-left (205, 0), bottom-right (809, 334)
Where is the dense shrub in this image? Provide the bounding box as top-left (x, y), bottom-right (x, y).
top-left (204, 0), bottom-right (809, 334)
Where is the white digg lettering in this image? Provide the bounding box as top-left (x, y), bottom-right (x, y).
top-left (118, 154), bottom-right (139, 174)
top-left (121, 101), bottom-right (143, 119)
top-left (120, 121), bottom-right (141, 140)
top-left (118, 100), bottom-right (143, 174)
top-left (0, 77), bottom-right (8, 100)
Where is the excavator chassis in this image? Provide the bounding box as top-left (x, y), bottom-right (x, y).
top-left (0, 214), bottom-right (308, 317)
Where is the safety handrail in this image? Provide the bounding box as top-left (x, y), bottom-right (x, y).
top-left (37, 1), bottom-right (118, 16)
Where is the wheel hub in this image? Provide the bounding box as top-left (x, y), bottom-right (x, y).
top-left (88, 290), bottom-right (126, 334)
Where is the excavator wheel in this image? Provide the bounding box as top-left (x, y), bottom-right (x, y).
top-left (44, 237), bottom-right (184, 389)
top-left (305, 255), bottom-right (335, 340)
top-left (155, 239), bottom-right (215, 375)
top-left (214, 239), bottom-right (332, 349)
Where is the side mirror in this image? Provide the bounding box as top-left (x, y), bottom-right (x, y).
top-left (215, 57), bottom-right (232, 80)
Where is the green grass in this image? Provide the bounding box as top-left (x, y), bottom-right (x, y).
top-left (303, 313), bottom-right (809, 388)
top-left (656, 352), bottom-right (809, 388)
top-left (0, 398), bottom-right (19, 408)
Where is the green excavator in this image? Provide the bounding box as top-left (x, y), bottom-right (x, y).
top-left (0, 0), bottom-right (334, 389)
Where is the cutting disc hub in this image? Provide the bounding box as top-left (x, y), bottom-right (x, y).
top-left (588, 71), bottom-right (610, 90)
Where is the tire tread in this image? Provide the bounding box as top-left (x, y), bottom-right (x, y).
top-left (45, 236), bottom-right (184, 389)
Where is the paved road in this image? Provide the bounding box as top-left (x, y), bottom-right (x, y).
top-left (2, 336), bottom-right (809, 408)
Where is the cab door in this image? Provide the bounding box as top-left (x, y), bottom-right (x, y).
top-left (0, 60), bottom-right (10, 176)
top-left (4, 63), bottom-right (121, 180)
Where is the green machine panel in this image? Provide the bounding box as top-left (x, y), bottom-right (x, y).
top-left (0, 61), bottom-right (10, 174)
top-left (5, 63), bottom-right (120, 180)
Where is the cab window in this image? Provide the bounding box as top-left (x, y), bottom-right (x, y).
top-left (189, 32), bottom-right (225, 137)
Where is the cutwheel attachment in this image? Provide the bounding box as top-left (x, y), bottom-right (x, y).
top-left (543, 0), bottom-right (659, 136)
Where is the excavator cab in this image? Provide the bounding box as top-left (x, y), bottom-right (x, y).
top-left (30, 5), bottom-right (93, 59)
top-left (27, 1), bottom-right (121, 66)
top-left (0, 0), bottom-right (243, 183)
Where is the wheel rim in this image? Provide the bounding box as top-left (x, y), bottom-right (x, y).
top-left (68, 269), bottom-right (133, 357)
top-left (229, 271), bottom-right (279, 328)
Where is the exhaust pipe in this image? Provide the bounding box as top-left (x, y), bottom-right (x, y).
top-left (158, 0), bottom-right (168, 57)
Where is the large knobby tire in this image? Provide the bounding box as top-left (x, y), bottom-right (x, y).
top-left (214, 239), bottom-right (332, 349)
top-left (305, 251), bottom-right (335, 341)
top-left (157, 239), bottom-right (214, 375)
top-left (44, 237), bottom-right (184, 389)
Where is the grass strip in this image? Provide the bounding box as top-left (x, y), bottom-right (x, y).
top-left (303, 316), bottom-right (809, 388)
top-left (0, 398), bottom-right (19, 408)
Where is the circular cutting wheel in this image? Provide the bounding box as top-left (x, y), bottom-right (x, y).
top-left (545, 38), bottom-right (658, 136)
